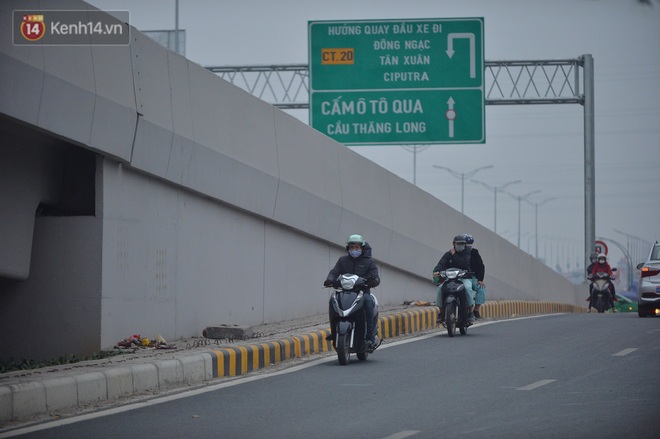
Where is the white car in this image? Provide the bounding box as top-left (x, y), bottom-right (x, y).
top-left (636, 242), bottom-right (660, 317)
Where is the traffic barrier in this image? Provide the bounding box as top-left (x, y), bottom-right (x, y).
top-left (0, 301), bottom-right (585, 423)
top-left (207, 301), bottom-right (583, 378)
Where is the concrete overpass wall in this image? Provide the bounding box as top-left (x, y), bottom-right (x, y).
top-left (0, 0), bottom-right (582, 361)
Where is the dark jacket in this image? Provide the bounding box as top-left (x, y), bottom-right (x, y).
top-left (586, 263), bottom-right (594, 277)
top-left (326, 242), bottom-right (380, 288)
top-left (433, 248), bottom-right (472, 273)
top-left (469, 248), bottom-right (485, 282)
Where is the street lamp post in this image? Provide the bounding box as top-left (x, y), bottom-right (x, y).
top-left (471, 179), bottom-right (521, 233)
top-left (613, 229), bottom-right (654, 269)
top-left (401, 145), bottom-right (431, 185)
top-left (526, 197), bottom-right (556, 259)
top-left (502, 189), bottom-right (542, 248)
top-left (432, 164), bottom-right (493, 213)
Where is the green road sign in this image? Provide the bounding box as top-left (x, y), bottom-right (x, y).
top-left (308, 18), bottom-right (485, 145)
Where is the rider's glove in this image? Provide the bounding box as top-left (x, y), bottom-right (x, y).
top-left (367, 278), bottom-right (378, 288)
top-left (323, 279), bottom-right (333, 287)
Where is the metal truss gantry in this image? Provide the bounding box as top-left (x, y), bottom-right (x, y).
top-left (205, 56), bottom-right (595, 271)
top-left (205, 58), bottom-right (586, 108)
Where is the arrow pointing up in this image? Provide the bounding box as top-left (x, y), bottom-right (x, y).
top-left (446, 97), bottom-right (456, 138)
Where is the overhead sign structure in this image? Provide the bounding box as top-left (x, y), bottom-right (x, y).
top-left (308, 18), bottom-right (485, 145)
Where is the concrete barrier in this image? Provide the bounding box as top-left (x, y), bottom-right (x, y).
top-left (0, 303), bottom-right (584, 425)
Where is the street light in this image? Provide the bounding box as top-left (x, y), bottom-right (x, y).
top-left (401, 144), bottom-right (431, 185)
top-left (471, 179), bottom-right (521, 233)
top-left (526, 197), bottom-right (556, 259)
top-left (432, 164), bottom-right (493, 213)
top-left (433, 164), bottom-right (494, 213)
top-left (613, 229), bottom-right (654, 268)
top-left (502, 189), bottom-right (542, 248)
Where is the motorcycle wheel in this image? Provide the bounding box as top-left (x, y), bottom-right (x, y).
top-left (596, 296), bottom-right (605, 313)
top-left (459, 322), bottom-right (468, 335)
top-left (445, 302), bottom-right (457, 337)
top-left (357, 350), bottom-right (368, 361)
top-left (337, 332), bottom-right (351, 365)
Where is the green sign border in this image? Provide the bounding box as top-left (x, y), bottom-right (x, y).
top-left (308, 18), bottom-right (485, 145)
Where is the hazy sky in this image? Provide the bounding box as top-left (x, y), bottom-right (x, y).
top-left (87, 0), bottom-right (660, 270)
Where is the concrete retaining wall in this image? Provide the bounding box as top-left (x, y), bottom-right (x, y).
top-left (0, 0), bottom-right (583, 363)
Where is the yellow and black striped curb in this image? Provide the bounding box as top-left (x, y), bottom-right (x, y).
top-left (0, 301), bottom-right (586, 424)
top-left (479, 300), bottom-right (585, 319)
top-left (206, 300), bottom-right (584, 377)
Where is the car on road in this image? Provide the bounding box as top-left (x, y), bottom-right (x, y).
top-left (636, 241), bottom-right (660, 317)
top-left (614, 293), bottom-right (637, 313)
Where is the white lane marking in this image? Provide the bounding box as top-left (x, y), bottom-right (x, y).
top-left (516, 379), bottom-right (557, 391)
top-left (613, 348), bottom-right (637, 356)
top-left (382, 431), bottom-right (420, 439)
top-left (1, 314), bottom-right (565, 437)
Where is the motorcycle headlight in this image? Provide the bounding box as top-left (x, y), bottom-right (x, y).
top-left (340, 275), bottom-right (359, 290)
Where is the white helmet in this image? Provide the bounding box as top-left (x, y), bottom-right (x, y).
top-left (345, 234), bottom-right (365, 251)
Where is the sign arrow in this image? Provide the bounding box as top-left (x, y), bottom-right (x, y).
top-left (446, 33), bottom-right (476, 79)
top-left (446, 97), bottom-right (456, 138)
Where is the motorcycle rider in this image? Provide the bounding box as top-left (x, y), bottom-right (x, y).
top-left (324, 234), bottom-right (380, 348)
top-left (586, 251), bottom-right (598, 275)
top-left (585, 251), bottom-right (599, 312)
top-left (463, 234), bottom-right (486, 320)
top-left (433, 235), bottom-right (476, 324)
top-left (589, 253), bottom-right (617, 312)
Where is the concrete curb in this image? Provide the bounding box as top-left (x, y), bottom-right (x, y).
top-left (0, 301), bottom-right (584, 425)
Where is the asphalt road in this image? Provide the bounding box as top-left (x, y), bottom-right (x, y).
top-left (6, 313), bottom-right (660, 439)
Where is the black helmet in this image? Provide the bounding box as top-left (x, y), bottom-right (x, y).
top-left (462, 233), bottom-right (474, 245)
top-left (453, 235), bottom-right (467, 244)
top-left (589, 252), bottom-right (598, 263)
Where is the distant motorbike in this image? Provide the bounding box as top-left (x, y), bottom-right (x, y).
top-left (327, 274), bottom-right (380, 365)
top-left (589, 270), bottom-right (616, 313)
top-left (436, 268), bottom-right (473, 337)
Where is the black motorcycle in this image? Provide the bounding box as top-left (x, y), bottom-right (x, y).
top-left (589, 270), bottom-right (616, 313)
top-left (436, 268), bottom-right (473, 337)
top-left (327, 274), bottom-right (380, 365)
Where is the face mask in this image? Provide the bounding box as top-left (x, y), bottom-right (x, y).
top-left (349, 249), bottom-right (362, 258)
top-left (466, 245), bottom-right (473, 250)
top-left (455, 244), bottom-right (466, 252)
